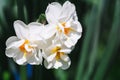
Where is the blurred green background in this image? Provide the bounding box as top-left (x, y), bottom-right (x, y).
top-left (0, 0), bottom-right (120, 80)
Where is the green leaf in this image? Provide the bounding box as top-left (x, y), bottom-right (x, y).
top-left (37, 13), bottom-right (46, 24)
top-left (93, 0), bottom-right (120, 80)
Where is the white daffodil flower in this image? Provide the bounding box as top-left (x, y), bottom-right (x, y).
top-left (5, 20), bottom-right (45, 65)
top-left (45, 1), bottom-right (82, 48)
top-left (43, 42), bottom-right (71, 70)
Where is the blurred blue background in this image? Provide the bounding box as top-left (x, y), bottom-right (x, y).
top-left (0, 0), bottom-right (120, 80)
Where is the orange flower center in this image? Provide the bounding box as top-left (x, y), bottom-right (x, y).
top-left (51, 46), bottom-right (64, 60)
top-left (19, 40), bottom-right (31, 57)
top-left (61, 22), bottom-right (72, 35)
top-left (56, 22), bottom-right (73, 35)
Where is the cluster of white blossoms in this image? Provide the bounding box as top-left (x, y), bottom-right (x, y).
top-left (5, 1), bottom-right (82, 70)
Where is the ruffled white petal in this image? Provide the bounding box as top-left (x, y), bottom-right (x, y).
top-left (41, 50), bottom-right (48, 59)
top-left (61, 54), bottom-right (70, 62)
top-left (61, 59), bottom-right (71, 70)
top-left (45, 2), bottom-right (62, 24)
top-left (6, 36), bottom-right (18, 46)
top-left (15, 57), bottom-right (27, 65)
top-left (13, 51), bottom-right (27, 65)
top-left (60, 54), bottom-right (71, 69)
top-left (27, 56), bottom-right (39, 65)
top-left (59, 1), bottom-right (75, 22)
top-left (64, 38), bottom-right (74, 48)
top-left (64, 33), bottom-right (80, 48)
top-left (6, 39), bottom-right (25, 49)
top-left (53, 60), bottom-right (62, 69)
top-left (72, 20), bottom-right (82, 33)
top-left (28, 22), bottom-right (45, 41)
top-left (36, 49), bottom-right (43, 64)
top-left (27, 50), bottom-right (42, 65)
top-left (5, 48), bottom-right (19, 57)
top-left (59, 49), bottom-right (71, 53)
top-left (43, 24), bottom-right (56, 39)
top-left (5, 37), bottom-right (24, 58)
top-left (25, 44), bottom-right (32, 52)
top-left (14, 20), bottom-right (29, 39)
top-left (44, 60), bottom-right (53, 69)
top-left (72, 11), bottom-right (78, 21)
top-left (46, 53), bottom-right (56, 62)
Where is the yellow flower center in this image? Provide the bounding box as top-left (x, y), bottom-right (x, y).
top-left (51, 46), bottom-right (64, 60)
top-left (56, 52), bottom-right (64, 60)
top-left (56, 26), bottom-right (62, 33)
top-left (51, 46), bottom-right (61, 53)
top-left (19, 40), bottom-right (32, 57)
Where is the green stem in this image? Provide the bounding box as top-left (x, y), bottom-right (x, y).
top-left (20, 66), bottom-right (27, 80)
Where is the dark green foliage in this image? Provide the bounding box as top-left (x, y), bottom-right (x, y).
top-left (0, 0), bottom-right (119, 80)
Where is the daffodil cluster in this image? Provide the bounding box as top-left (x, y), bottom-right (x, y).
top-left (5, 1), bottom-right (82, 70)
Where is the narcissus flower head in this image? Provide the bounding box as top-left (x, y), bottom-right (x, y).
top-left (45, 1), bottom-right (82, 48)
top-left (5, 20), bottom-right (45, 65)
top-left (42, 41), bottom-right (71, 69)
top-left (5, 1), bottom-right (82, 70)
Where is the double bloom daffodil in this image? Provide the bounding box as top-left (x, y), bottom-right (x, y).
top-left (5, 1), bottom-right (82, 70)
